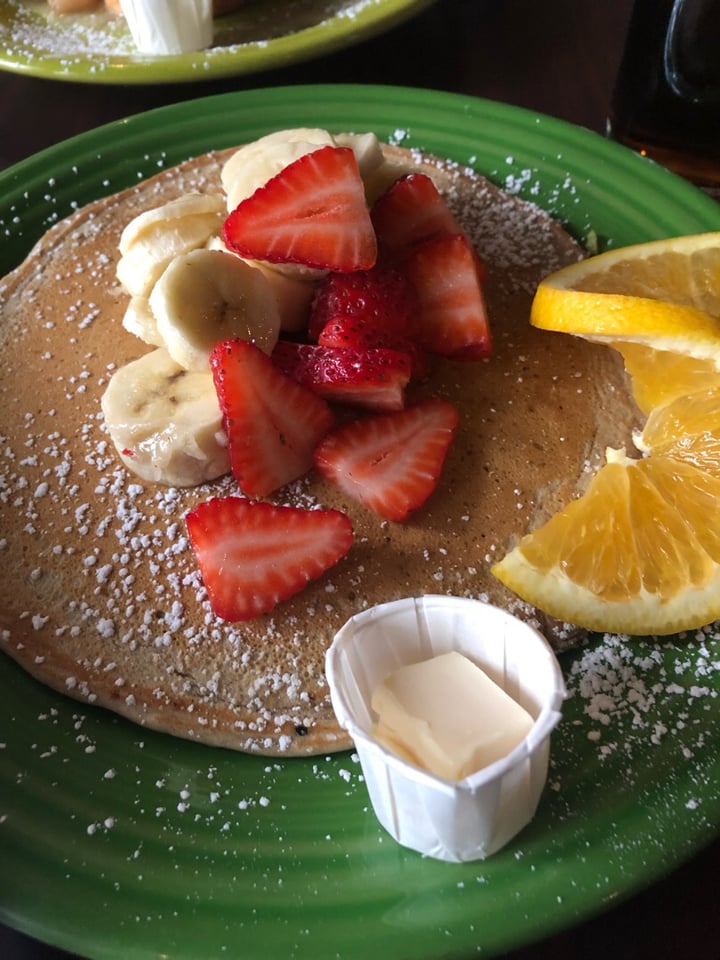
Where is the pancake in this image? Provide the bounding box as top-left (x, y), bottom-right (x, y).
top-left (0, 143), bottom-right (642, 756)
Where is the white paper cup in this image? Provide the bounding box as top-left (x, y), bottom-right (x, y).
top-left (325, 595), bottom-right (566, 862)
top-left (120, 0), bottom-right (213, 54)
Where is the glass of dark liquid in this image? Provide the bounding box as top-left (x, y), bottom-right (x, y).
top-left (608, 0), bottom-right (720, 190)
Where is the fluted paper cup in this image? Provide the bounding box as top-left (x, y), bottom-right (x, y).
top-left (325, 595), bottom-right (566, 862)
top-left (120, 0), bottom-right (213, 54)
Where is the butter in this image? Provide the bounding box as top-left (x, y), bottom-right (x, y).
top-left (371, 651), bottom-right (534, 781)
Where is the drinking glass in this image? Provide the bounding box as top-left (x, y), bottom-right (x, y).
top-left (608, 0), bottom-right (720, 190)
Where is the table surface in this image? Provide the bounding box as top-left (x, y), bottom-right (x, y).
top-left (1, 0), bottom-right (719, 957)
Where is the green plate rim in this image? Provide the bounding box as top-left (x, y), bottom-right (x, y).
top-left (0, 0), bottom-right (434, 85)
top-left (2, 84), bottom-right (720, 960)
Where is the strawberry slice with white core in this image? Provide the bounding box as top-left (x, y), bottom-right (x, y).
top-left (404, 233), bottom-right (492, 361)
top-left (272, 340), bottom-right (412, 412)
top-left (210, 338), bottom-right (334, 498)
top-left (186, 497), bottom-right (354, 621)
top-left (371, 172), bottom-right (488, 281)
top-left (221, 145), bottom-right (377, 272)
top-left (370, 172), bottom-right (463, 256)
top-left (314, 398), bottom-right (459, 522)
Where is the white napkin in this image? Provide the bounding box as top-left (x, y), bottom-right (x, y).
top-left (120, 0), bottom-right (213, 54)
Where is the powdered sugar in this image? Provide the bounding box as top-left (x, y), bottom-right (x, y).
top-left (0, 137), bottom-right (679, 759)
top-left (0, 140), bottom-right (718, 960)
top-left (562, 629), bottom-right (719, 767)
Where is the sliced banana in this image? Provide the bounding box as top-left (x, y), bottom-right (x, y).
top-left (221, 128), bottom-right (335, 213)
top-left (205, 235), bottom-right (314, 333)
top-left (149, 247), bottom-right (281, 371)
top-left (334, 131), bottom-right (385, 178)
top-left (116, 192), bottom-right (225, 298)
top-left (119, 193), bottom-right (225, 254)
top-left (122, 295), bottom-right (164, 347)
top-left (251, 261), bottom-right (316, 333)
top-left (222, 129), bottom-right (342, 284)
top-left (101, 347), bottom-right (229, 487)
top-left (336, 132), bottom-right (413, 204)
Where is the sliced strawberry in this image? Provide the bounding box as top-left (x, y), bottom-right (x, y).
top-left (314, 398), bottom-right (459, 522)
top-left (272, 340), bottom-right (411, 412)
top-left (307, 263), bottom-right (416, 342)
top-left (210, 338), bottom-right (334, 498)
top-left (186, 497), bottom-right (354, 621)
top-left (221, 145), bottom-right (377, 272)
top-left (317, 316), bottom-right (428, 379)
top-left (371, 173), bottom-right (463, 257)
top-left (371, 173), bottom-right (488, 281)
top-left (403, 233), bottom-right (492, 361)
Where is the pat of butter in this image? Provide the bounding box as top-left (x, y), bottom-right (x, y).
top-left (371, 651), bottom-right (534, 781)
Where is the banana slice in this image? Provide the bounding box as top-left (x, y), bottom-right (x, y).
top-left (335, 132), bottom-right (413, 204)
top-left (117, 193), bottom-right (225, 299)
top-left (149, 247), bottom-right (281, 371)
top-left (221, 128), bottom-right (335, 213)
top-left (101, 347), bottom-right (229, 487)
top-left (222, 129), bottom-right (340, 284)
top-left (122, 295), bottom-right (164, 347)
top-left (119, 192), bottom-right (225, 254)
top-left (251, 261), bottom-right (316, 333)
top-left (204, 235), bottom-right (314, 333)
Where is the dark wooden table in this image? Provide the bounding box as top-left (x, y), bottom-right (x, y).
top-left (1, 0), bottom-right (719, 957)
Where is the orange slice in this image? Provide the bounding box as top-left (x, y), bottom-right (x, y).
top-left (530, 232), bottom-right (720, 412)
top-left (492, 432), bottom-right (720, 637)
top-left (638, 386), bottom-right (720, 476)
top-left (492, 234), bottom-right (720, 636)
top-left (607, 343), bottom-right (720, 414)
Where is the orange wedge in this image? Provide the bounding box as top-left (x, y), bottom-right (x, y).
top-left (607, 343), bottom-right (720, 414)
top-left (492, 415), bottom-right (720, 636)
top-left (530, 232), bottom-right (720, 412)
top-left (638, 386), bottom-right (720, 475)
top-left (492, 234), bottom-right (720, 636)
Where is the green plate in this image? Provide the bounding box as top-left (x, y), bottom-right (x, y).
top-left (0, 0), bottom-right (433, 84)
top-left (1, 85), bottom-right (720, 960)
